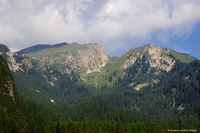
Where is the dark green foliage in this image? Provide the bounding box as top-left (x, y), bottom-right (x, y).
top-left (0, 55), bottom-right (12, 77)
top-left (2, 42), bottom-right (200, 132)
top-left (13, 69), bottom-right (57, 104)
top-left (0, 55), bottom-right (17, 100)
top-left (0, 93), bottom-right (172, 132)
top-left (0, 94), bottom-right (58, 132)
top-left (11, 58), bottom-right (200, 130)
top-left (87, 59), bottom-right (200, 129)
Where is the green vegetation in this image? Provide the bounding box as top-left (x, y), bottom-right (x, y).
top-left (26, 43), bottom-right (91, 59)
top-left (0, 56), bottom-right (17, 98)
top-left (170, 50), bottom-right (195, 63)
top-left (8, 56), bottom-right (200, 132)
top-left (1, 42), bottom-right (200, 132)
top-left (0, 94), bottom-right (169, 132)
top-left (0, 93), bottom-right (199, 132)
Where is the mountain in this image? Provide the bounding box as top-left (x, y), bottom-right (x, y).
top-left (16, 42), bottom-right (68, 55)
top-left (0, 53), bottom-right (174, 132)
top-left (95, 44), bottom-right (194, 88)
top-left (0, 55), bottom-right (61, 132)
top-left (1, 42), bottom-right (200, 121)
top-left (0, 55), bottom-right (17, 101)
top-left (0, 44), bottom-right (10, 55)
top-left (25, 42), bottom-right (108, 74)
top-left (9, 42), bottom-right (109, 104)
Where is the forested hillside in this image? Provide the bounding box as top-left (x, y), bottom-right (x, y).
top-left (93, 59), bottom-right (200, 122)
top-left (0, 55), bottom-right (178, 132)
top-left (1, 43), bottom-right (200, 132)
top-left (0, 55), bottom-right (180, 132)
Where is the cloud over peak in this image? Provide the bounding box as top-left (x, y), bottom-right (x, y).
top-left (1, 0), bottom-right (200, 55)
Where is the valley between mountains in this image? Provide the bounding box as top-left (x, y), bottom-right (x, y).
top-left (0, 42), bottom-right (200, 132)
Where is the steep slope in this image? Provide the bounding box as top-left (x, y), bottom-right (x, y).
top-left (0, 44), bottom-right (29, 72)
top-left (24, 42), bottom-right (108, 86)
top-left (0, 44), bottom-right (10, 56)
top-left (3, 42), bottom-right (108, 104)
top-left (1, 43), bottom-right (198, 107)
top-left (0, 44), bottom-right (63, 104)
top-left (26, 42), bottom-right (108, 73)
top-left (96, 44), bottom-right (195, 88)
top-left (97, 59), bottom-right (200, 118)
top-left (1, 43), bottom-right (200, 131)
top-left (0, 55), bottom-right (21, 131)
top-left (121, 44), bottom-right (194, 90)
top-left (0, 56), bottom-right (61, 132)
top-left (0, 55), bottom-right (16, 100)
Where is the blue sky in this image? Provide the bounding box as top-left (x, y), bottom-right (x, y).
top-left (0, 0), bottom-right (200, 59)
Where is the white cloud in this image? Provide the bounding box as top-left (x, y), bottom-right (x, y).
top-left (172, 2), bottom-right (200, 36)
top-left (0, 23), bottom-right (22, 43)
top-left (10, 47), bottom-right (19, 52)
top-left (0, 0), bottom-right (200, 54)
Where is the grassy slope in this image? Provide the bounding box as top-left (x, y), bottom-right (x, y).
top-left (26, 43), bottom-right (98, 58)
top-left (96, 44), bottom-right (195, 87)
top-left (25, 43), bottom-right (195, 88)
top-left (170, 50), bottom-right (195, 63)
top-left (95, 45), bottom-right (149, 87)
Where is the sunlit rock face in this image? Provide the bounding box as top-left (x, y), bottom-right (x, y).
top-left (19, 43), bottom-right (109, 85)
top-left (121, 44), bottom-right (175, 72)
top-left (28, 43), bottom-right (108, 74)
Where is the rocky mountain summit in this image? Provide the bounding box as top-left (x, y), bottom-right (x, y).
top-left (121, 44), bottom-right (175, 72)
top-left (121, 44), bottom-right (193, 70)
top-left (26, 43), bottom-right (108, 74)
top-left (0, 44), bottom-right (16, 71)
top-left (1, 42), bottom-right (200, 129)
top-left (0, 42), bottom-right (198, 105)
top-left (1, 43), bottom-right (194, 76)
top-left (0, 43), bottom-right (195, 88)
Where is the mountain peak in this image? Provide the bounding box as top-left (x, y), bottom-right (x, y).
top-left (0, 44), bottom-right (24, 72)
top-left (120, 44), bottom-right (194, 72)
top-left (1, 43), bottom-right (199, 110)
top-left (0, 44), bottom-right (10, 55)
top-left (24, 43), bottom-right (108, 82)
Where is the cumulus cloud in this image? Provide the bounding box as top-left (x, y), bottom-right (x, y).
top-left (0, 0), bottom-right (200, 55)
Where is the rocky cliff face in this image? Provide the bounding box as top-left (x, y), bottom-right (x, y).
top-left (27, 43), bottom-right (108, 74)
top-left (121, 44), bottom-right (176, 72)
top-left (146, 44), bottom-right (176, 72)
top-left (0, 55), bottom-right (16, 101)
top-left (1, 43), bottom-right (195, 91)
top-left (2, 51), bottom-right (33, 72)
top-left (1, 42), bottom-right (197, 105)
top-left (20, 43), bottom-right (109, 86)
top-left (0, 44), bottom-right (22, 72)
top-left (76, 44), bottom-right (108, 73)
top-left (5, 51), bottom-right (22, 72)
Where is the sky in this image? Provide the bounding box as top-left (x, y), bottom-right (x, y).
top-left (0, 0), bottom-right (200, 59)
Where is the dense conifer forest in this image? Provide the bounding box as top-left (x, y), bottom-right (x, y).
top-left (1, 44), bottom-right (200, 132)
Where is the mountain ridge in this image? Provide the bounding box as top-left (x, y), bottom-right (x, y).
top-left (0, 42), bottom-right (198, 104)
top-left (1, 43), bottom-right (200, 131)
top-left (0, 42), bottom-right (196, 88)
top-left (16, 42), bottom-right (69, 55)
